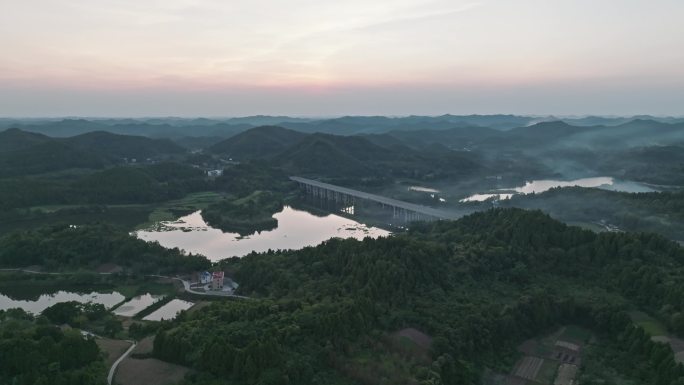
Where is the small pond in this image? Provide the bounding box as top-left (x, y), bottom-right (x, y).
top-left (143, 299), bottom-right (194, 321)
top-left (112, 293), bottom-right (164, 317)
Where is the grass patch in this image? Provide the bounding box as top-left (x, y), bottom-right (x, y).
top-left (114, 280), bottom-right (178, 299)
top-left (637, 320), bottom-right (668, 336)
top-left (629, 311), bottom-right (668, 336)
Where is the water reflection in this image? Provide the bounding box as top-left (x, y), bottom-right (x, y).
top-left (461, 193), bottom-right (514, 203)
top-left (461, 177), bottom-right (657, 202)
top-left (0, 290), bottom-right (125, 314)
top-left (143, 299), bottom-right (194, 321)
top-left (112, 293), bottom-right (163, 317)
top-left (409, 186), bottom-right (440, 193)
top-left (136, 206), bottom-right (390, 261)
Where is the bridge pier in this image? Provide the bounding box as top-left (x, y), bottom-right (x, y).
top-left (292, 176), bottom-right (453, 224)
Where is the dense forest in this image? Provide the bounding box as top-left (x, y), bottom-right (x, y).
top-left (1, 117), bottom-right (683, 384)
top-left (0, 223), bottom-right (210, 273)
top-left (0, 162), bottom-right (208, 211)
top-left (149, 209), bottom-right (684, 385)
top-left (0, 309), bottom-right (107, 385)
top-left (201, 191), bottom-right (284, 235)
top-left (503, 187), bottom-right (684, 241)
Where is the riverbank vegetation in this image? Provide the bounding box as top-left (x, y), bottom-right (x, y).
top-left (200, 162), bottom-right (297, 234)
top-left (42, 301), bottom-right (123, 338)
top-left (0, 223), bottom-right (210, 274)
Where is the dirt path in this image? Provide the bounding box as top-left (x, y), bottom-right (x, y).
top-left (108, 341), bottom-right (137, 385)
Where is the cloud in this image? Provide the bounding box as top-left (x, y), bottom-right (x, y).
top-left (1, 0), bottom-right (683, 115)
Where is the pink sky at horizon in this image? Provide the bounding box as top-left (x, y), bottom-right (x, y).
top-left (1, 0), bottom-right (683, 116)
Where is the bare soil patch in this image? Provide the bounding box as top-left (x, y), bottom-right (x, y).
top-left (132, 336), bottom-right (155, 355)
top-left (115, 358), bottom-right (189, 385)
top-left (96, 338), bottom-right (133, 367)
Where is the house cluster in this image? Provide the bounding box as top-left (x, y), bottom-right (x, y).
top-left (193, 271), bottom-right (239, 292)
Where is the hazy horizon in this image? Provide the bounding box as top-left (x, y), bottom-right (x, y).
top-left (2, 0), bottom-right (683, 116)
top-left (3, 113), bottom-right (684, 120)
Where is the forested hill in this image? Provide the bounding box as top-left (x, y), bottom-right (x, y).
top-left (63, 131), bottom-right (185, 160)
top-left (0, 128), bottom-right (186, 177)
top-left (209, 125), bottom-right (306, 159)
top-left (154, 208), bottom-right (684, 385)
top-left (207, 126), bottom-right (484, 179)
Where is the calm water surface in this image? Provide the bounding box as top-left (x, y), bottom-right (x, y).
top-left (136, 206), bottom-right (390, 261)
top-left (143, 299), bottom-right (194, 321)
top-left (0, 290), bottom-right (125, 314)
top-left (409, 186), bottom-right (440, 193)
top-left (112, 293), bottom-right (164, 317)
top-left (461, 177), bottom-right (657, 202)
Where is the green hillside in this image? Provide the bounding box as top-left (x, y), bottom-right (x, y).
top-left (210, 126), bottom-right (306, 160)
top-left (64, 131), bottom-right (185, 160)
top-left (152, 208), bottom-right (684, 385)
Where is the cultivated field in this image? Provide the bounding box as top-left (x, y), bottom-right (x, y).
top-left (514, 356), bottom-right (544, 380)
top-left (115, 358), bottom-right (189, 385)
top-left (503, 325), bottom-right (591, 385)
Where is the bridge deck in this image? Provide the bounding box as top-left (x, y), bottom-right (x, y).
top-left (290, 176), bottom-right (459, 220)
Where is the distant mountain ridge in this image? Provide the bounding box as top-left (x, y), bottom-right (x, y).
top-left (0, 128), bottom-right (186, 177)
top-left (6, 115), bottom-right (683, 139)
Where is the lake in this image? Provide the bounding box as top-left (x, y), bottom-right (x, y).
top-left (461, 177), bottom-right (658, 202)
top-left (0, 290), bottom-right (125, 314)
top-left (136, 205), bottom-right (390, 261)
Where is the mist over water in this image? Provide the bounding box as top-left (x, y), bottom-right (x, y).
top-left (461, 177), bottom-right (657, 202)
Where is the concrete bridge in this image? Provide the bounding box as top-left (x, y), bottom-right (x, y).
top-left (290, 176), bottom-right (459, 222)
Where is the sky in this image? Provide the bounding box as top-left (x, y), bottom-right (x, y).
top-left (1, 0), bottom-right (683, 117)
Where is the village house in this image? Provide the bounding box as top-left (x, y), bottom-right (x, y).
top-left (211, 271), bottom-right (224, 291)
